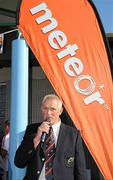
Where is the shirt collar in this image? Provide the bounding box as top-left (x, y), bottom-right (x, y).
top-left (52, 119), bottom-right (61, 132)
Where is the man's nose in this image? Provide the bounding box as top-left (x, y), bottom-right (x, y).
top-left (47, 109), bottom-right (52, 115)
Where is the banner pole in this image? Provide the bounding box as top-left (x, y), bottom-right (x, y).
top-left (9, 37), bottom-right (29, 180)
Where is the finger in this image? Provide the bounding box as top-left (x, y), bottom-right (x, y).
top-left (38, 123), bottom-right (50, 133)
top-left (43, 121), bottom-right (51, 126)
top-left (41, 122), bottom-right (50, 129)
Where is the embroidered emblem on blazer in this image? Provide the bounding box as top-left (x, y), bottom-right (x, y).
top-left (67, 157), bottom-right (74, 166)
top-left (64, 153), bottom-right (75, 167)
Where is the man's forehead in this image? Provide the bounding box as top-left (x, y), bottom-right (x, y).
top-left (42, 99), bottom-right (58, 106)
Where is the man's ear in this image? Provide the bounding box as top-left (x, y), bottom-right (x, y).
top-left (41, 105), bottom-right (44, 114)
top-left (60, 107), bottom-right (63, 115)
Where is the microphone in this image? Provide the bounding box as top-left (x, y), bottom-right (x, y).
top-left (40, 118), bottom-right (50, 144)
top-left (40, 132), bottom-right (47, 143)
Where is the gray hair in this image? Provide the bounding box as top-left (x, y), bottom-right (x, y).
top-left (42, 94), bottom-right (63, 110)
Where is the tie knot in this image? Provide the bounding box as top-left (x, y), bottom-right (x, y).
top-left (49, 126), bottom-right (52, 133)
top-left (49, 127), bottom-right (53, 135)
top-left (46, 127), bottom-right (54, 145)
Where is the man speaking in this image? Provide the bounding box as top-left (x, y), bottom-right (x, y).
top-left (14, 94), bottom-right (86, 180)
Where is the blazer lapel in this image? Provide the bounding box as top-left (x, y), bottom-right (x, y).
top-left (55, 123), bottom-right (67, 153)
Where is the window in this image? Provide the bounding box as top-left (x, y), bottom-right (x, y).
top-left (0, 83), bottom-right (6, 144)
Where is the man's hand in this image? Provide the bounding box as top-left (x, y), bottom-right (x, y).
top-left (33, 121), bottom-right (50, 149)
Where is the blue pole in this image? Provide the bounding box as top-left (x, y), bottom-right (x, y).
top-left (9, 38), bottom-right (29, 180)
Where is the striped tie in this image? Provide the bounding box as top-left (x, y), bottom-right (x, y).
top-left (45, 127), bottom-right (56, 178)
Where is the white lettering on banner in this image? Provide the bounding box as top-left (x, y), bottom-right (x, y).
top-left (64, 57), bottom-right (83, 76)
top-left (57, 44), bottom-right (78, 59)
top-left (74, 75), bottom-right (96, 95)
top-left (30, 3), bottom-right (106, 107)
top-left (30, 3), bottom-right (58, 33)
top-left (48, 30), bottom-right (67, 49)
top-left (84, 92), bottom-right (105, 105)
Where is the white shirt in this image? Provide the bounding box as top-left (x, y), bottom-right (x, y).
top-left (51, 120), bottom-right (61, 147)
top-left (39, 120), bottom-right (61, 180)
top-left (2, 133), bottom-right (10, 151)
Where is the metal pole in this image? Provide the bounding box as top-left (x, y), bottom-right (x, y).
top-left (9, 38), bottom-right (29, 180)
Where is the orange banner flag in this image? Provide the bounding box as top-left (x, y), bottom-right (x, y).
top-left (17, 0), bottom-right (113, 179)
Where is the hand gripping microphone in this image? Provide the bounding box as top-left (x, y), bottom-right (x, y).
top-left (40, 117), bottom-right (50, 143)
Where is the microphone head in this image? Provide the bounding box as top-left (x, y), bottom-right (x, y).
top-left (45, 117), bottom-right (51, 121)
top-left (44, 117), bottom-right (51, 125)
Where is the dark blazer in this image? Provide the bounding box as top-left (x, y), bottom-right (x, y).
top-left (14, 122), bottom-right (86, 180)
